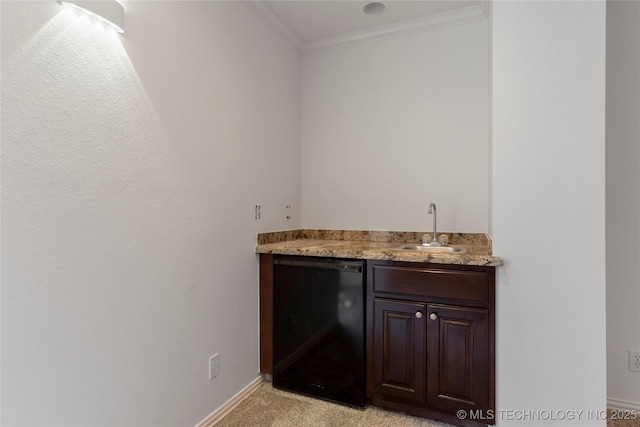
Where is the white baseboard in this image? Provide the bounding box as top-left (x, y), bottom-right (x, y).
top-left (196, 376), bottom-right (264, 427)
top-left (608, 397), bottom-right (640, 411)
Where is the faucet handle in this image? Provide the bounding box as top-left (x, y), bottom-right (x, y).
top-left (438, 234), bottom-right (449, 246)
top-left (422, 234), bottom-right (432, 245)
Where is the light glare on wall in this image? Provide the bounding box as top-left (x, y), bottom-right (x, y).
top-left (59, 0), bottom-right (125, 33)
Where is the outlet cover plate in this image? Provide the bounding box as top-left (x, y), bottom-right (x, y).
top-left (209, 353), bottom-right (220, 380)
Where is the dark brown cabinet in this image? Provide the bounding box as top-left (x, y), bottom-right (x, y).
top-left (426, 303), bottom-right (489, 413)
top-left (367, 261), bottom-right (495, 427)
top-left (371, 298), bottom-right (426, 403)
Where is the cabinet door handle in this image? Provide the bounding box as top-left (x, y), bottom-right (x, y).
top-left (415, 311), bottom-right (423, 319)
top-left (429, 313), bottom-right (438, 320)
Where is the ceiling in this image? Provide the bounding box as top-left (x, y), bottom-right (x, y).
top-left (260, 0), bottom-right (480, 44)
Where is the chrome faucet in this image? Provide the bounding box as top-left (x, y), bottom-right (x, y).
top-left (428, 202), bottom-right (440, 246)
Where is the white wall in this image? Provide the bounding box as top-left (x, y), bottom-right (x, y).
top-left (606, 0), bottom-right (640, 411)
top-left (0, 2), bottom-right (300, 426)
top-left (492, 1), bottom-right (607, 425)
top-left (301, 20), bottom-right (489, 232)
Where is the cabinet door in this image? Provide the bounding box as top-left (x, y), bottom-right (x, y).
top-left (426, 303), bottom-right (489, 413)
top-left (371, 298), bottom-right (426, 403)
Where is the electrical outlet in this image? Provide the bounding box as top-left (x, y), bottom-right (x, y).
top-left (209, 353), bottom-right (220, 380)
top-left (630, 351), bottom-right (640, 372)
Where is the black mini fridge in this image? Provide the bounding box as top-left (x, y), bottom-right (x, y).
top-left (272, 256), bottom-right (366, 407)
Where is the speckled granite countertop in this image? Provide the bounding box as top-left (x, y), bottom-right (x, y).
top-left (255, 230), bottom-right (503, 267)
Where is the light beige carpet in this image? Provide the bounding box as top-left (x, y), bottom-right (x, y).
top-left (214, 382), bottom-right (640, 427)
top-left (214, 382), bottom-right (453, 427)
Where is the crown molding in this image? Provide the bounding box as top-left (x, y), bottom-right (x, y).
top-left (243, 1), bottom-right (303, 52)
top-left (303, 5), bottom-right (487, 55)
top-left (244, 2), bottom-right (487, 56)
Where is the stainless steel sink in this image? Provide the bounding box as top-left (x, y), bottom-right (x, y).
top-left (396, 245), bottom-right (466, 253)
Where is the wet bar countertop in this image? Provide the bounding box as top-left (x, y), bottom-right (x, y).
top-left (255, 230), bottom-right (503, 267)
